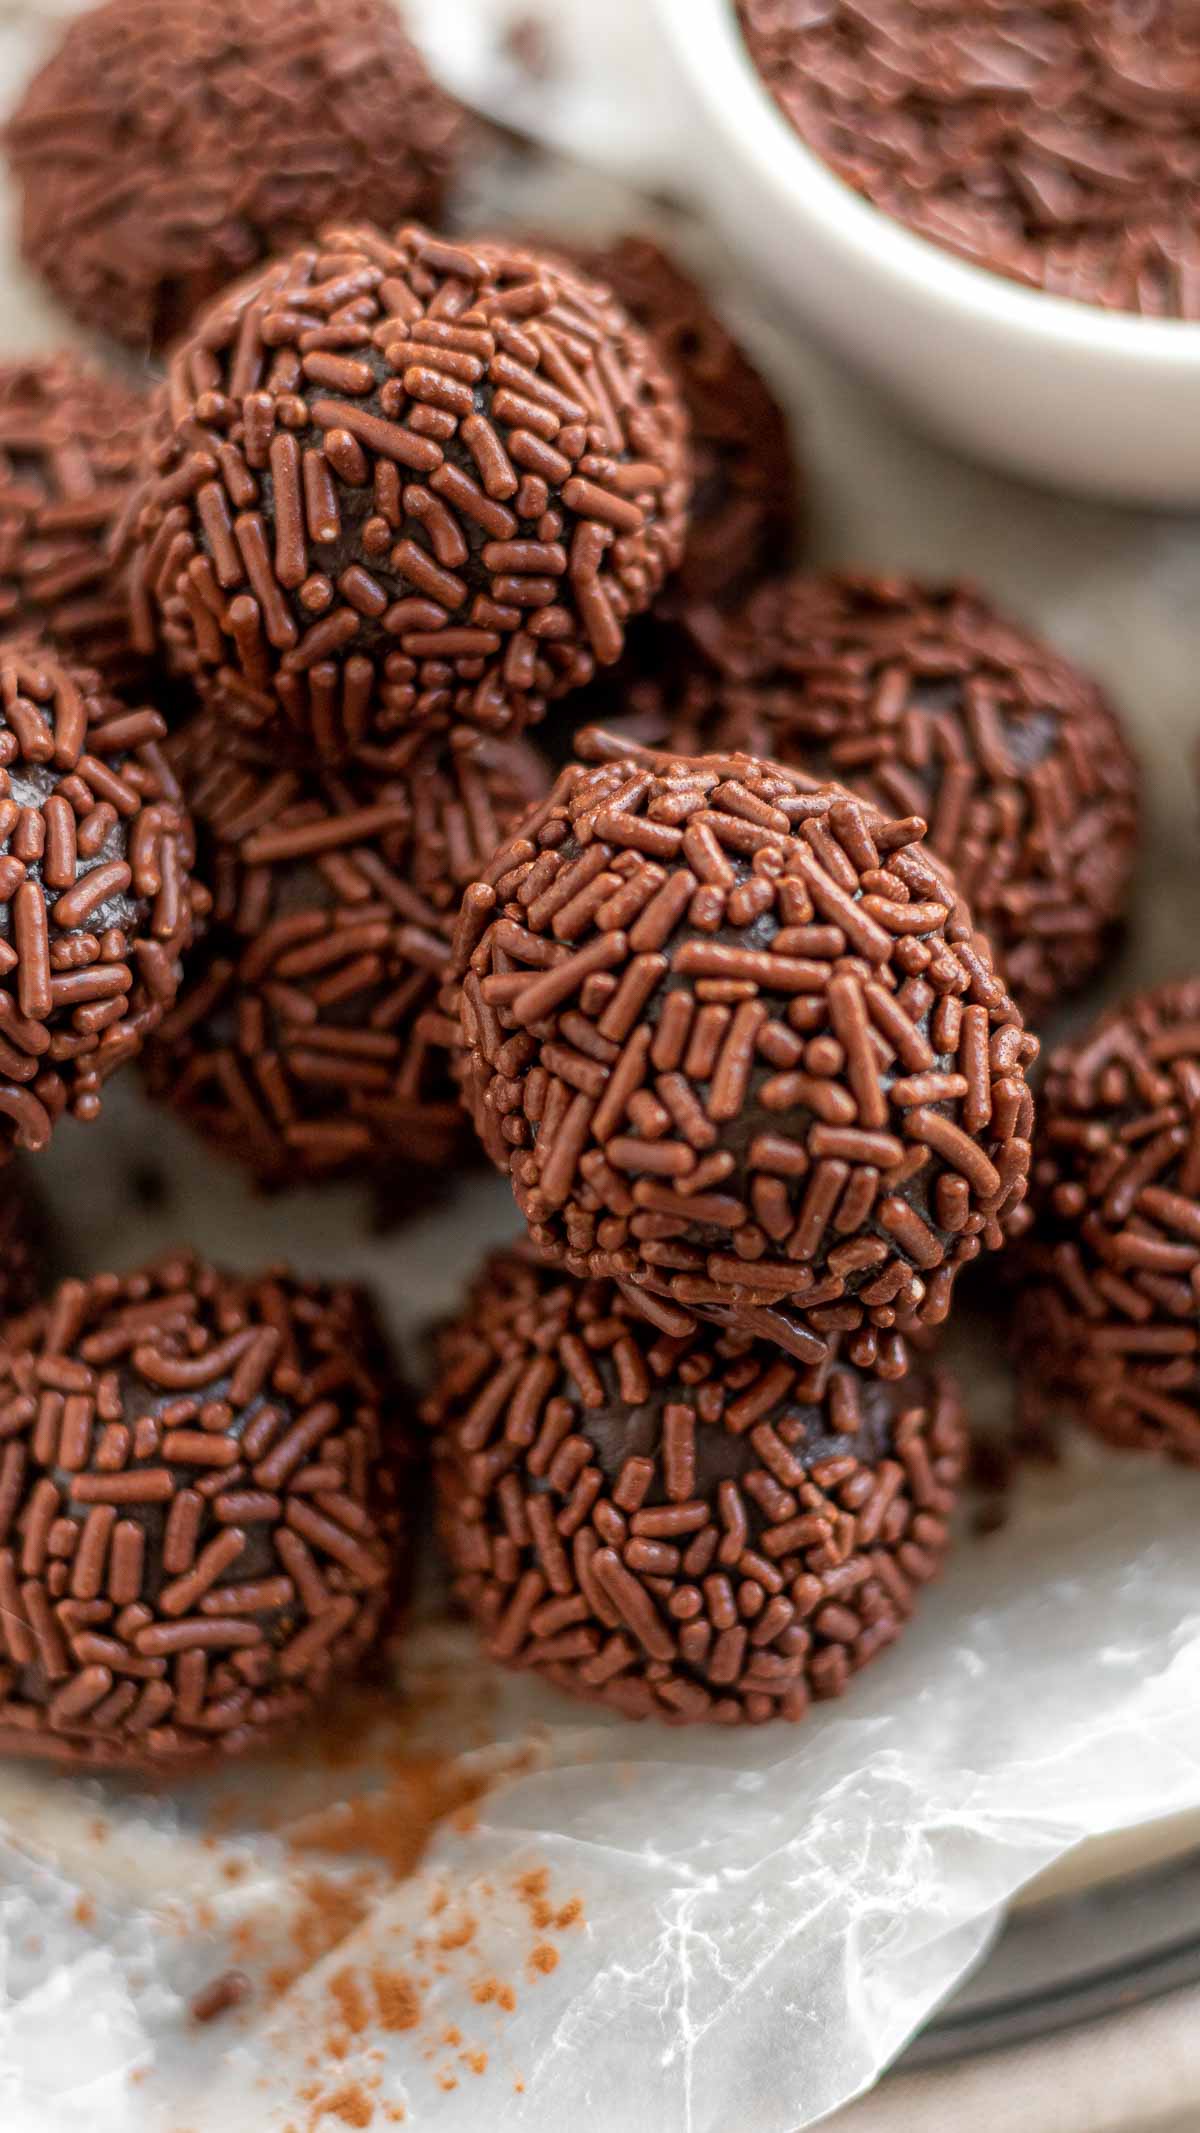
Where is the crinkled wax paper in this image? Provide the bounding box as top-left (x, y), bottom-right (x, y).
top-left (1, 2), bottom-right (1200, 2128)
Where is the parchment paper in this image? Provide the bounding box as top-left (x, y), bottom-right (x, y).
top-left (1, 3), bottom-right (1199, 2129)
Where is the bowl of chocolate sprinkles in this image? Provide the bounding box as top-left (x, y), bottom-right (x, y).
top-left (653, 0), bottom-right (1200, 501)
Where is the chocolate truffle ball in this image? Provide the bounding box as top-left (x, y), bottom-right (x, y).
top-left (6, 0), bottom-right (466, 352)
top-left (454, 744), bottom-right (1038, 1370)
top-left (1020, 976), bottom-right (1200, 1462)
top-left (0, 642), bottom-right (203, 1157)
top-left (602, 574), bottom-right (1141, 1024)
top-left (0, 354), bottom-right (148, 686)
top-left (0, 1253), bottom-right (402, 1767)
top-left (426, 1249), bottom-right (966, 1725)
top-left (144, 716), bottom-right (547, 1185)
top-left (569, 235), bottom-right (798, 606)
top-left (128, 225), bottom-right (691, 756)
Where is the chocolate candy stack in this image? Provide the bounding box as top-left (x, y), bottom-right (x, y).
top-left (130, 222), bottom-right (692, 1185)
top-left (427, 742), bottom-right (1039, 1723)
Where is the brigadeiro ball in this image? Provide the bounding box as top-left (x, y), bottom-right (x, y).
top-left (568, 235), bottom-right (797, 606)
top-left (426, 1249), bottom-right (966, 1725)
top-left (144, 716), bottom-right (547, 1185)
top-left (0, 642), bottom-right (203, 1158)
top-left (128, 225), bottom-right (691, 756)
top-left (453, 743), bottom-right (1038, 1370)
top-left (6, 0), bottom-right (466, 352)
top-left (0, 353), bottom-right (148, 685)
top-left (619, 574), bottom-right (1140, 1024)
top-left (1020, 976), bottom-right (1200, 1463)
top-left (0, 1253), bottom-right (403, 1767)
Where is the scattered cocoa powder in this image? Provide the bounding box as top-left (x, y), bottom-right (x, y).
top-left (528, 1945), bottom-right (559, 1979)
top-left (372, 1970), bottom-right (421, 2034)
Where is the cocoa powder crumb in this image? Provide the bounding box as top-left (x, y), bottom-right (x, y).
top-left (371, 1970), bottom-right (421, 2033)
top-left (528, 1945), bottom-right (559, 1978)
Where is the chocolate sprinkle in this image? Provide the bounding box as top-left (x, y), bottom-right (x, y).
top-left (738, 0), bottom-right (1200, 318)
top-left (426, 1248), bottom-right (966, 1725)
top-left (617, 574), bottom-right (1140, 1024)
top-left (0, 1253), bottom-right (403, 1767)
top-left (144, 713), bottom-right (547, 1185)
top-left (7, 0), bottom-right (466, 351)
top-left (128, 224), bottom-right (691, 756)
top-left (0, 354), bottom-right (148, 688)
top-left (453, 740), bottom-right (1037, 1370)
top-left (1021, 975), bottom-right (1200, 1462)
top-left (0, 642), bottom-right (204, 1159)
top-left (567, 235), bottom-right (798, 605)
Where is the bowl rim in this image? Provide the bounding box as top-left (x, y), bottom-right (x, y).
top-left (653, 0), bottom-right (1200, 364)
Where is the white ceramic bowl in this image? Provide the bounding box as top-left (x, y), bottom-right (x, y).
top-left (652, 0), bottom-right (1200, 504)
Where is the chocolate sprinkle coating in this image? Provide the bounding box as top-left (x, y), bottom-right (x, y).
top-left (633, 574), bottom-right (1140, 1023)
top-left (0, 1254), bottom-right (403, 1767)
top-left (738, 1), bottom-right (1200, 319)
top-left (568, 235), bottom-right (798, 605)
top-left (0, 642), bottom-right (203, 1159)
top-left (144, 714), bottom-right (547, 1185)
top-left (7, 0), bottom-right (466, 352)
top-left (453, 741), bottom-right (1037, 1370)
top-left (426, 1248), bottom-right (965, 1725)
top-left (128, 225), bottom-right (691, 756)
top-left (0, 354), bottom-right (148, 687)
top-left (1020, 976), bottom-right (1200, 1462)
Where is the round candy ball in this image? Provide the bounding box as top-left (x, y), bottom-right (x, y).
top-left (0, 642), bottom-right (203, 1158)
top-left (426, 1249), bottom-right (966, 1725)
top-left (454, 744), bottom-right (1038, 1370)
top-left (1020, 976), bottom-right (1200, 1462)
top-left (144, 715), bottom-right (547, 1185)
top-left (6, 0), bottom-right (466, 352)
top-left (568, 234), bottom-right (798, 607)
top-left (600, 574), bottom-right (1141, 1024)
top-left (0, 353), bottom-right (148, 686)
top-left (0, 1253), bottom-right (403, 1767)
top-left (128, 224), bottom-right (692, 755)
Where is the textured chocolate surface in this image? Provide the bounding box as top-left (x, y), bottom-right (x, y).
top-left (1021, 976), bottom-right (1200, 1461)
top-left (0, 1254), bottom-right (402, 1766)
top-left (0, 1166), bottom-right (50, 1323)
top-left (129, 225), bottom-right (691, 756)
top-left (624, 574), bottom-right (1140, 1023)
top-left (570, 235), bottom-right (797, 605)
top-left (426, 1248), bottom-right (965, 1724)
top-left (7, 0), bottom-right (465, 351)
top-left (453, 743), bottom-right (1037, 1370)
top-left (0, 643), bottom-right (203, 1158)
top-left (738, 0), bottom-right (1200, 318)
top-left (0, 354), bottom-right (148, 686)
top-left (145, 714), bottom-right (547, 1185)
